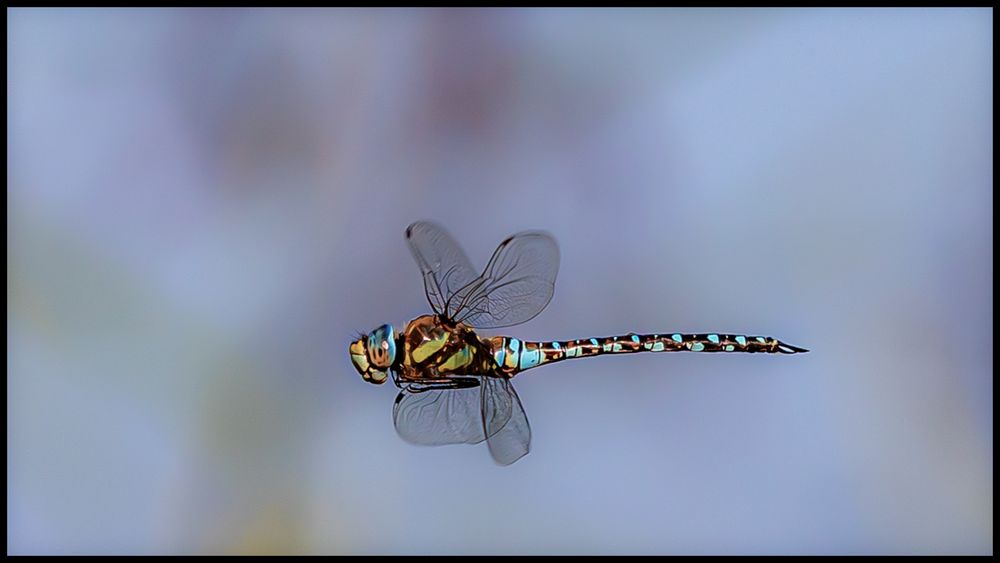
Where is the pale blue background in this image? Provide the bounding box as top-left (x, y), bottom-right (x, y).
top-left (8, 8), bottom-right (992, 555)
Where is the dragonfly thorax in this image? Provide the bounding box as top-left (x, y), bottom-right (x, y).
top-left (349, 324), bottom-right (397, 385)
top-left (398, 314), bottom-right (500, 381)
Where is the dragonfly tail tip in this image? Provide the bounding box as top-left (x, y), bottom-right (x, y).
top-left (777, 342), bottom-right (809, 354)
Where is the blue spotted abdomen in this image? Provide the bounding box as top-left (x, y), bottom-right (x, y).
top-left (488, 332), bottom-right (807, 376)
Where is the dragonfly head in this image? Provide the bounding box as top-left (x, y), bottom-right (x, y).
top-left (349, 324), bottom-right (397, 385)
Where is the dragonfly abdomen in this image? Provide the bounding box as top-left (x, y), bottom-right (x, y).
top-left (489, 333), bottom-right (808, 375)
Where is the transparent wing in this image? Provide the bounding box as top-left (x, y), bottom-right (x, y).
top-left (446, 231), bottom-right (559, 329)
top-left (393, 379), bottom-right (486, 446)
top-left (392, 376), bottom-right (531, 465)
top-left (481, 377), bottom-right (531, 466)
top-left (405, 221), bottom-right (480, 317)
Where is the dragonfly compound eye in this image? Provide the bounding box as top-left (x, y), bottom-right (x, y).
top-left (366, 324), bottom-right (397, 370)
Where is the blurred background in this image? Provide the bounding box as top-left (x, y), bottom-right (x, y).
top-left (7, 8), bottom-right (992, 555)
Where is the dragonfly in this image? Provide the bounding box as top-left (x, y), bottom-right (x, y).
top-left (349, 221), bottom-right (807, 465)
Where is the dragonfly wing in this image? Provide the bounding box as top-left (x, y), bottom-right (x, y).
top-left (405, 221), bottom-right (480, 317)
top-left (392, 377), bottom-right (531, 465)
top-left (447, 231), bottom-right (559, 329)
top-left (393, 380), bottom-right (486, 446)
top-left (481, 377), bottom-right (531, 465)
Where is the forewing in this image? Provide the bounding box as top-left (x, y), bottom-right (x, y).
top-left (406, 221), bottom-right (480, 316)
top-left (393, 381), bottom-right (486, 446)
top-left (447, 231), bottom-right (559, 328)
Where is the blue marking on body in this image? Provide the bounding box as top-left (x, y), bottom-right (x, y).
top-left (552, 342), bottom-right (561, 349)
top-left (507, 338), bottom-right (521, 367)
top-left (708, 334), bottom-right (720, 344)
top-left (691, 342), bottom-right (705, 352)
top-left (631, 335), bottom-right (640, 344)
top-left (672, 334), bottom-right (683, 343)
top-left (612, 343), bottom-right (622, 352)
top-left (652, 342), bottom-right (665, 352)
top-left (519, 347), bottom-right (541, 369)
top-left (590, 338), bottom-right (599, 346)
top-left (724, 345), bottom-right (735, 352)
top-left (494, 345), bottom-right (506, 366)
top-left (756, 337), bottom-right (766, 343)
top-left (736, 336), bottom-right (747, 346)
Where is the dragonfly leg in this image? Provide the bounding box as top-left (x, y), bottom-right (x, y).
top-left (390, 369), bottom-right (404, 389)
top-left (402, 377), bottom-right (481, 393)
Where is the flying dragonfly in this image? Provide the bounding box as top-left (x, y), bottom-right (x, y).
top-left (349, 221), bottom-right (807, 465)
